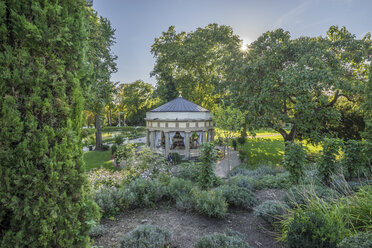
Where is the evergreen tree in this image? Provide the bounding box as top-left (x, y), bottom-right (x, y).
top-left (0, 1), bottom-right (99, 247)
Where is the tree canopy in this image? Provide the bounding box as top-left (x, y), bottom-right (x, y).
top-left (227, 26), bottom-right (370, 143)
top-left (117, 80), bottom-right (159, 126)
top-left (151, 23), bottom-right (241, 110)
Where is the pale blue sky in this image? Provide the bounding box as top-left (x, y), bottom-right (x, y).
top-left (93, 0), bottom-right (372, 85)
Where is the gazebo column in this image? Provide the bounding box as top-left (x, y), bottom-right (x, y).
top-left (150, 131), bottom-right (155, 149)
top-left (146, 130), bottom-right (150, 146)
top-left (206, 130), bottom-right (210, 142)
top-left (201, 131), bottom-right (205, 144)
top-left (165, 132), bottom-right (170, 156)
top-left (185, 131), bottom-right (190, 159)
top-left (210, 129), bottom-right (215, 142)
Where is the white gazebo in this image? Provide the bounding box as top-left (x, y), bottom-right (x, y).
top-left (145, 96), bottom-right (214, 159)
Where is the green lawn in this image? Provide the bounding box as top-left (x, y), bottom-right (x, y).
top-left (238, 135), bottom-right (322, 168)
top-left (83, 150), bottom-right (118, 171)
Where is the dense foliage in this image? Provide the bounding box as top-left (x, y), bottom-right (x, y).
top-left (0, 1), bottom-right (100, 247)
top-left (198, 143), bottom-right (218, 189)
top-left (318, 138), bottom-right (343, 185)
top-left (283, 142), bottom-right (306, 184)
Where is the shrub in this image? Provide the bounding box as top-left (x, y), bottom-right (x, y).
top-left (198, 143), bottom-right (218, 189)
top-left (254, 200), bottom-right (289, 224)
top-left (194, 229), bottom-right (251, 248)
top-left (283, 184), bottom-right (340, 208)
top-left (114, 143), bottom-right (136, 168)
top-left (120, 225), bottom-right (171, 248)
top-left (283, 142), bottom-right (306, 184)
top-left (111, 144), bottom-right (118, 155)
top-left (136, 148), bottom-right (172, 183)
top-left (94, 186), bottom-right (126, 217)
top-left (175, 162), bottom-right (200, 181)
top-left (166, 177), bottom-right (195, 210)
top-left (123, 178), bottom-right (165, 208)
top-left (285, 207), bottom-right (347, 248)
top-left (82, 128), bottom-right (96, 139)
top-left (237, 133), bottom-right (246, 145)
top-left (192, 188), bottom-right (228, 218)
top-left (342, 140), bottom-right (366, 179)
top-left (114, 135), bottom-right (125, 145)
top-left (88, 168), bottom-right (130, 189)
top-left (89, 224), bottom-right (107, 238)
top-left (229, 175), bottom-right (257, 191)
top-left (318, 138), bottom-right (343, 186)
top-left (340, 185), bottom-right (372, 232)
top-left (257, 172), bottom-right (291, 189)
top-left (230, 165), bottom-right (277, 178)
top-left (218, 185), bottom-right (257, 210)
top-left (338, 232), bottom-right (372, 248)
top-left (166, 177), bottom-right (194, 201)
top-left (169, 152), bottom-right (182, 165)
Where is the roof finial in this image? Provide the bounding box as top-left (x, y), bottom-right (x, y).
top-left (179, 91), bottom-right (182, 97)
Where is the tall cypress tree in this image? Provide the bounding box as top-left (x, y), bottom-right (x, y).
top-left (0, 1), bottom-right (99, 247)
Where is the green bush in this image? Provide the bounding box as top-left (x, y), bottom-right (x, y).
top-left (115, 135), bottom-right (125, 145)
top-left (283, 184), bottom-right (340, 208)
top-left (318, 138), bottom-right (343, 186)
top-left (229, 175), bottom-right (257, 191)
top-left (120, 225), bottom-right (171, 248)
top-left (194, 229), bottom-right (251, 248)
top-left (111, 144), bottom-right (118, 155)
top-left (338, 232), bottom-right (372, 248)
top-left (232, 139), bottom-right (238, 151)
top-left (94, 186), bottom-right (126, 217)
top-left (123, 178), bottom-right (165, 208)
top-left (102, 144), bottom-right (110, 151)
top-left (254, 200), bottom-right (289, 224)
top-left (166, 177), bottom-right (195, 210)
top-left (257, 172), bottom-right (291, 189)
top-left (82, 128), bottom-right (96, 139)
top-left (170, 152), bottom-right (182, 165)
top-left (283, 142), bottom-right (306, 184)
top-left (286, 207), bottom-right (347, 248)
top-left (198, 143), bottom-right (218, 189)
top-left (218, 185), bottom-right (257, 210)
top-left (89, 224), bottom-right (107, 238)
top-left (114, 143), bottom-right (136, 168)
top-left (174, 162), bottom-right (200, 181)
top-left (342, 140), bottom-right (366, 179)
top-left (192, 188), bottom-right (228, 219)
top-left (166, 177), bottom-right (193, 199)
top-left (340, 185), bottom-right (372, 232)
top-left (230, 165), bottom-right (277, 178)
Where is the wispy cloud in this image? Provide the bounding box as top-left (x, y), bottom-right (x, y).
top-left (274, 0), bottom-right (317, 28)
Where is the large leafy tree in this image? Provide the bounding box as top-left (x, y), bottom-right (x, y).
top-left (83, 10), bottom-right (117, 150)
top-left (118, 80), bottom-right (159, 125)
top-left (228, 27), bottom-right (370, 143)
top-left (0, 0), bottom-right (99, 246)
top-left (151, 23), bottom-right (241, 110)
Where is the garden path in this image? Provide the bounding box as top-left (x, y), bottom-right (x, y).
top-left (214, 147), bottom-right (241, 178)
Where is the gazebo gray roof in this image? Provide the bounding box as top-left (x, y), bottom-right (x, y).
top-left (149, 97), bottom-right (209, 112)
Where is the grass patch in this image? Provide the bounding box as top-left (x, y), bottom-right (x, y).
top-left (83, 150), bottom-right (117, 171)
top-left (238, 136), bottom-right (322, 167)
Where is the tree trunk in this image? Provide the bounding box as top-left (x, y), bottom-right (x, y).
top-left (109, 109), bottom-right (112, 126)
top-left (278, 125), bottom-right (297, 146)
top-left (227, 137), bottom-right (231, 178)
top-left (95, 114), bottom-right (103, 151)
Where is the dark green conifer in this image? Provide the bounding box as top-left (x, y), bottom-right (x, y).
top-left (0, 1), bottom-right (99, 247)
